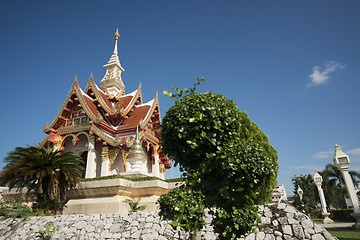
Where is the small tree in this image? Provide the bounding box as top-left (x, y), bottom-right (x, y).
top-left (0, 146), bottom-right (83, 212)
top-left (123, 196), bottom-right (146, 212)
top-left (318, 171), bottom-right (346, 209)
top-left (159, 80), bottom-right (278, 239)
top-left (291, 174), bottom-right (318, 214)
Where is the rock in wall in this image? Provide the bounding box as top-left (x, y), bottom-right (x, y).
top-left (0, 203), bottom-right (336, 240)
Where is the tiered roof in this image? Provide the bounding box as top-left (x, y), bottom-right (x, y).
top-left (41, 30), bottom-right (170, 168)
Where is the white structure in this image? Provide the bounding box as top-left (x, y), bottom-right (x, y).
top-left (313, 169), bottom-right (333, 224)
top-left (333, 144), bottom-right (360, 228)
top-left (272, 184), bottom-right (287, 203)
top-left (297, 186), bottom-right (303, 201)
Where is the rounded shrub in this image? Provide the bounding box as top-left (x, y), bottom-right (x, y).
top-left (161, 92), bottom-right (241, 171)
top-left (199, 138), bottom-right (276, 206)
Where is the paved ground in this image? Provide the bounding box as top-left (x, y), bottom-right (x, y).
top-left (320, 222), bottom-right (355, 229)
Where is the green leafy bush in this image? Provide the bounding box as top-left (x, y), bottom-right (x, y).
top-left (81, 174), bottom-right (183, 183)
top-left (330, 209), bottom-right (356, 222)
top-left (310, 210), bottom-right (322, 219)
top-left (159, 84), bottom-right (278, 239)
top-left (212, 205), bottom-right (259, 239)
top-left (0, 197), bottom-right (45, 219)
top-left (291, 174), bottom-right (318, 214)
top-left (162, 92), bottom-right (242, 171)
top-left (158, 185), bottom-right (206, 235)
top-left (199, 139), bottom-right (276, 207)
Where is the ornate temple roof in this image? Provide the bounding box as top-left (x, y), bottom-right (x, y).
top-left (41, 30), bottom-right (170, 168)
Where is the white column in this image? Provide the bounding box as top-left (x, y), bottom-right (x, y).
top-left (317, 185), bottom-right (328, 215)
top-left (152, 153), bottom-right (160, 178)
top-left (101, 146), bottom-right (110, 177)
top-left (85, 136), bottom-right (96, 178)
top-left (341, 169), bottom-right (360, 212)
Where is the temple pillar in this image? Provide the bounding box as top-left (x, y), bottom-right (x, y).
top-left (85, 136), bottom-right (96, 178)
top-left (101, 146), bottom-right (110, 176)
top-left (152, 152), bottom-right (160, 178)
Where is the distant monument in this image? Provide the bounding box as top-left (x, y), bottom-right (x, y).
top-left (41, 29), bottom-right (171, 180)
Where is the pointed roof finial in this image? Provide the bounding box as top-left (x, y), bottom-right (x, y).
top-left (334, 143), bottom-right (348, 159)
top-left (113, 28), bottom-right (120, 55)
top-left (127, 125), bottom-right (147, 160)
top-left (115, 28), bottom-right (120, 41)
top-left (100, 29), bottom-right (125, 96)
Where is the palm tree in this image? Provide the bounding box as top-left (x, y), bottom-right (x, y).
top-left (0, 146), bottom-right (83, 211)
top-left (321, 163), bottom-right (360, 208)
top-left (322, 164), bottom-right (360, 186)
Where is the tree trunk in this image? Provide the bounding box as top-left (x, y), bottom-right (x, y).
top-left (190, 229), bottom-right (201, 240)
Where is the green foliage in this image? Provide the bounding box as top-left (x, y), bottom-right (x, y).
top-left (162, 92), bottom-right (243, 171)
top-left (309, 210), bottom-right (322, 219)
top-left (159, 80), bottom-right (278, 239)
top-left (158, 185), bottom-right (206, 234)
top-left (320, 164), bottom-right (360, 209)
top-left (318, 171), bottom-right (346, 209)
top-left (0, 146), bottom-right (83, 213)
top-left (198, 139), bottom-right (276, 207)
top-left (291, 174), bottom-right (318, 214)
top-left (329, 209), bottom-right (356, 222)
top-left (36, 222), bottom-right (55, 240)
top-left (81, 174), bottom-right (183, 183)
top-left (123, 196), bottom-right (146, 212)
top-left (212, 205), bottom-right (259, 239)
top-left (163, 77), bottom-right (205, 103)
top-left (237, 111), bottom-right (278, 203)
top-left (322, 163), bottom-right (360, 187)
top-left (0, 197), bottom-right (45, 219)
top-left (32, 194), bottom-right (65, 213)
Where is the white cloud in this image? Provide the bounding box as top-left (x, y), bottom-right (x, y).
top-left (312, 150), bottom-right (332, 159)
top-left (295, 164), bottom-right (323, 171)
top-left (347, 147), bottom-right (360, 156)
top-left (306, 61), bottom-right (345, 88)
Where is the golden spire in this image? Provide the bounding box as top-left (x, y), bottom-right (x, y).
top-left (115, 28), bottom-right (120, 41)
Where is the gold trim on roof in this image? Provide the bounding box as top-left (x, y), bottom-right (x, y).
top-left (46, 76), bottom-right (101, 133)
top-left (57, 124), bottom-right (91, 135)
top-left (109, 148), bottom-right (120, 167)
top-left (120, 83), bottom-right (142, 117)
top-left (140, 92), bottom-right (160, 129)
top-left (46, 76), bottom-right (80, 132)
top-left (84, 75), bottom-right (113, 113)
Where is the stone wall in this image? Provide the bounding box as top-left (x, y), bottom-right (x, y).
top-left (0, 202), bottom-right (337, 240)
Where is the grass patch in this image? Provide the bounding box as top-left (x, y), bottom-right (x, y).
top-left (81, 174), bottom-right (183, 183)
top-left (327, 227), bottom-right (360, 240)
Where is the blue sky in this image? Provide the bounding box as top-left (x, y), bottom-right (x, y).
top-left (1, 1), bottom-right (359, 195)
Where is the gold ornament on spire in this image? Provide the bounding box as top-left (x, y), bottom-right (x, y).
top-left (115, 28), bottom-right (120, 41)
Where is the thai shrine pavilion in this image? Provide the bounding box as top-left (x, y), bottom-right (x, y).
top-left (40, 30), bottom-right (171, 180)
